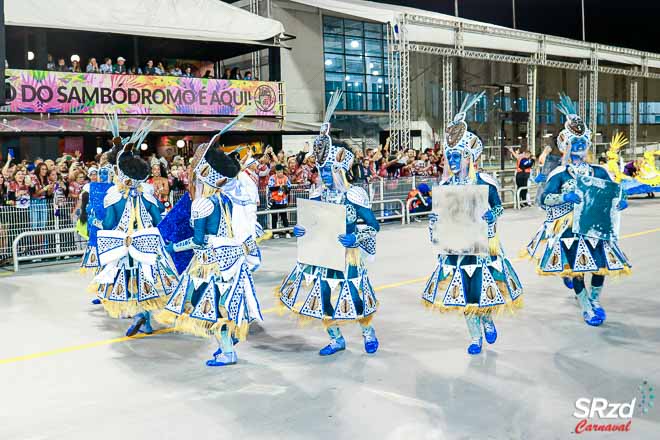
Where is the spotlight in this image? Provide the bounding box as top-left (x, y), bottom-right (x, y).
top-left (27, 51), bottom-right (35, 61)
top-left (140, 143), bottom-right (148, 151)
top-left (96, 147), bottom-right (102, 155)
top-left (70, 54), bottom-right (80, 63)
top-left (350, 40), bottom-right (359, 49)
top-left (176, 139), bottom-right (185, 148)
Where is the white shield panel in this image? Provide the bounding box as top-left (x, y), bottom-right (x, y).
top-left (297, 199), bottom-right (347, 272)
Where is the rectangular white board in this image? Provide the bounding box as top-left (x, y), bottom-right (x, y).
top-left (432, 184), bottom-right (489, 256)
top-left (297, 198), bottom-right (346, 272)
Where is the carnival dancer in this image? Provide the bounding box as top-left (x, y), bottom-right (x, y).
top-left (92, 118), bottom-right (178, 336)
top-left (277, 91), bottom-right (381, 356)
top-left (157, 115), bottom-right (263, 367)
top-left (422, 92), bottom-right (523, 355)
top-left (534, 94), bottom-right (631, 327)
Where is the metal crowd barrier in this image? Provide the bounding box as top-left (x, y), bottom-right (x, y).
top-left (516, 185), bottom-right (539, 209)
top-left (13, 228), bottom-right (85, 272)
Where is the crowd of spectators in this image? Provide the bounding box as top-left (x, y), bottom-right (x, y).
top-left (44, 54), bottom-right (254, 80)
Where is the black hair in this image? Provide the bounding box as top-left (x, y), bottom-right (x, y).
top-left (118, 153), bottom-right (150, 180)
top-left (275, 163), bottom-right (285, 171)
top-left (205, 147), bottom-right (241, 178)
top-left (80, 191), bottom-right (89, 224)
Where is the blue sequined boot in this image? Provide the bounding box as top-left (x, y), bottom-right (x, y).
top-left (577, 289), bottom-right (603, 327)
top-left (91, 298), bottom-right (102, 305)
top-left (207, 329), bottom-right (238, 367)
top-left (362, 326), bottom-right (379, 354)
top-left (319, 326), bottom-right (345, 356)
top-left (482, 314), bottom-right (497, 344)
top-left (562, 277), bottom-right (574, 290)
top-left (126, 312), bottom-right (146, 337)
top-left (465, 315), bottom-right (483, 355)
top-left (140, 312), bottom-right (153, 334)
top-left (589, 286), bottom-right (606, 322)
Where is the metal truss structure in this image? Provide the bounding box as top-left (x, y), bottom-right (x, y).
top-left (386, 13), bottom-right (660, 152)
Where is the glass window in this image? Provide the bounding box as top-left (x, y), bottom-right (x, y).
top-left (364, 22), bottom-right (382, 39)
top-left (324, 53), bottom-right (344, 73)
top-left (325, 91), bottom-right (345, 111)
top-left (367, 93), bottom-right (385, 111)
top-left (345, 92), bottom-right (365, 111)
top-left (323, 16), bottom-right (343, 35)
top-left (343, 20), bottom-right (363, 37)
top-left (344, 37), bottom-right (363, 56)
top-left (365, 57), bottom-right (383, 76)
top-left (367, 75), bottom-right (386, 94)
top-left (325, 73), bottom-right (345, 93)
top-left (323, 34), bottom-right (343, 54)
top-left (323, 16), bottom-right (388, 113)
top-left (365, 38), bottom-right (383, 57)
top-left (345, 55), bottom-right (365, 74)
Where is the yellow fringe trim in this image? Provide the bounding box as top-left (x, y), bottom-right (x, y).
top-left (256, 230), bottom-right (273, 243)
top-left (422, 295), bottom-right (524, 317)
top-left (102, 296), bottom-right (170, 319)
top-left (489, 236), bottom-right (500, 257)
top-left (535, 265), bottom-right (632, 279)
top-left (154, 310), bottom-right (251, 341)
top-left (274, 281), bottom-right (379, 328)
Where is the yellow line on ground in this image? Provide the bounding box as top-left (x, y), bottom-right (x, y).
top-left (0, 328), bottom-right (175, 365)
top-left (0, 226), bottom-right (658, 366)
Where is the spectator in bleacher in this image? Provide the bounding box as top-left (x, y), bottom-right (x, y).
top-left (0, 174), bottom-right (8, 206)
top-left (170, 65), bottom-right (183, 77)
top-left (202, 70), bottom-right (214, 79)
top-left (46, 54), bottom-right (56, 71)
top-left (244, 70), bottom-right (254, 80)
top-left (221, 68), bottom-right (231, 79)
top-left (55, 58), bottom-right (68, 72)
top-left (155, 62), bottom-right (166, 76)
top-left (182, 66), bottom-right (193, 78)
top-left (67, 171), bottom-right (86, 200)
top-left (86, 57), bottom-right (100, 73)
top-left (8, 167), bottom-right (31, 208)
top-left (29, 163), bottom-right (50, 232)
top-left (230, 67), bottom-right (242, 80)
top-left (47, 169), bottom-right (66, 203)
top-left (129, 65), bottom-right (143, 75)
top-left (257, 153), bottom-right (271, 189)
top-left (70, 57), bottom-right (82, 73)
top-left (144, 60), bottom-right (156, 75)
top-left (114, 57), bottom-right (128, 74)
top-left (100, 58), bottom-right (113, 74)
top-left (268, 164), bottom-right (291, 238)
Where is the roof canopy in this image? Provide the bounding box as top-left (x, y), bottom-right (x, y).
top-left (5, 0), bottom-right (285, 45)
top-left (289, 0), bottom-right (660, 70)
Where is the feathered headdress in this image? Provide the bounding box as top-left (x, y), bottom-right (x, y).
top-left (606, 132), bottom-right (629, 161)
top-left (114, 118), bottom-right (153, 186)
top-left (190, 111), bottom-right (247, 189)
top-left (313, 90), bottom-right (353, 172)
top-left (443, 91), bottom-right (485, 163)
top-left (555, 92), bottom-right (591, 156)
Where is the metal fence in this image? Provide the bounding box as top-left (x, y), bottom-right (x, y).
top-left (0, 198), bottom-right (84, 266)
top-left (4, 175), bottom-right (521, 270)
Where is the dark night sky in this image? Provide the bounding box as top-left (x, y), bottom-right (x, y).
top-left (376, 0), bottom-right (659, 53)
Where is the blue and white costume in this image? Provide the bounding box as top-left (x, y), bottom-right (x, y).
top-left (277, 91), bottom-right (381, 356)
top-left (93, 119), bottom-right (178, 335)
top-left (532, 94), bottom-right (631, 327)
top-left (422, 92), bottom-right (523, 355)
top-left (157, 117), bottom-right (263, 367)
top-left (81, 162), bottom-right (115, 271)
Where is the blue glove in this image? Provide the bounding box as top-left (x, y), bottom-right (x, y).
top-left (482, 210), bottom-right (496, 224)
top-left (165, 241), bottom-right (175, 254)
top-left (429, 213), bottom-right (438, 224)
top-left (616, 199), bottom-right (628, 211)
top-left (563, 192), bottom-right (582, 204)
top-left (534, 173), bottom-right (547, 184)
top-left (293, 225), bottom-right (306, 237)
top-left (338, 233), bottom-right (357, 247)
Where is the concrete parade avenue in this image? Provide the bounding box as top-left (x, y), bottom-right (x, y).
top-left (1, 200), bottom-right (659, 440)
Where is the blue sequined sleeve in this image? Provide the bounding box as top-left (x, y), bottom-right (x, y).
top-left (542, 173), bottom-right (565, 206)
top-left (146, 200), bottom-right (162, 226)
top-left (102, 202), bottom-right (119, 230)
